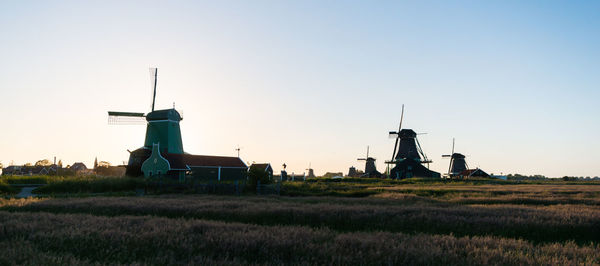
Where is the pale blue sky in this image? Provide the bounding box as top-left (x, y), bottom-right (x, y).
top-left (0, 1), bottom-right (598, 177)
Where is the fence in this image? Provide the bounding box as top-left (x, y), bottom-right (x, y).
top-left (143, 175), bottom-right (280, 196)
top-left (144, 179), bottom-right (244, 195)
top-left (256, 180), bottom-right (281, 195)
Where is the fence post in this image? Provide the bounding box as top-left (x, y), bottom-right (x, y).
top-left (257, 180), bottom-right (261, 195)
top-left (277, 182), bottom-right (281, 195)
top-left (235, 180), bottom-right (239, 195)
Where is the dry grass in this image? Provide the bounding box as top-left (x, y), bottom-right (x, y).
top-left (4, 195), bottom-right (600, 243)
top-left (2, 181), bottom-right (600, 264)
top-left (0, 211), bottom-right (598, 265)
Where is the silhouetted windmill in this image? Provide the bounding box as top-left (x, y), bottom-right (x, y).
top-left (442, 138), bottom-right (468, 177)
top-left (357, 146), bottom-right (377, 176)
top-left (306, 162), bottom-right (315, 178)
top-left (385, 105), bottom-right (440, 179)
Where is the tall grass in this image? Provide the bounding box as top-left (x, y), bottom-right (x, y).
top-left (0, 182), bottom-right (18, 195)
top-left (5, 196), bottom-right (600, 243)
top-left (0, 211), bottom-right (597, 265)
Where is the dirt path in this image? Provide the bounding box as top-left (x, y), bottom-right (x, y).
top-left (16, 187), bottom-right (37, 198)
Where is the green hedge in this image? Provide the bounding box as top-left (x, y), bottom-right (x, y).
top-left (33, 177), bottom-right (144, 194)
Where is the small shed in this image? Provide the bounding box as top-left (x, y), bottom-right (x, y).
top-left (459, 168), bottom-right (490, 178)
top-left (249, 163), bottom-right (274, 180)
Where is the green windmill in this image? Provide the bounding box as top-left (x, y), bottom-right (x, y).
top-left (108, 68), bottom-right (188, 179)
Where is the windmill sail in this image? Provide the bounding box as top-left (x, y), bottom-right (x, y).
top-left (150, 68), bottom-right (158, 111)
top-left (108, 111), bottom-right (146, 125)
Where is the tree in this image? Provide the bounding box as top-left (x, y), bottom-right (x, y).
top-left (98, 161), bottom-right (111, 168)
top-left (94, 157), bottom-right (98, 169)
top-left (58, 160), bottom-right (63, 168)
top-left (35, 159), bottom-right (52, 167)
top-left (0, 162), bottom-right (3, 169)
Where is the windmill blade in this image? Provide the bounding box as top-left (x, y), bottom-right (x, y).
top-left (108, 111), bottom-right (146, 125)
top-left (388, 132), bottom-right (399, 139)
top-left (149, 67), bottom-right (158, 112)
top-left (415, 136), bottom-right (430, 163)
top-left (390, 104), bottom-right (404, 161)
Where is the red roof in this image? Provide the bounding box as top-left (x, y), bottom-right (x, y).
top-left (164, 153), bottom-right (247, 169)
top-left (459, 168), bottom-right (490, 177)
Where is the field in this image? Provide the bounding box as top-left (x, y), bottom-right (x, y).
top-left (1, 177), bottom-right (599, 265)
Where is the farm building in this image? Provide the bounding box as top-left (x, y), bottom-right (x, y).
top-left (139, 143), bottom-right (247, 181)
top-left (249, 163), bottom-right (274, 180)
top-left (1, 165), bottom-right (58, 176)
top-left (459, 168), bottom-right (490, 178)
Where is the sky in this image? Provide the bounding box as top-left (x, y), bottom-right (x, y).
top-left (0, 0), bottom-right (599, 177)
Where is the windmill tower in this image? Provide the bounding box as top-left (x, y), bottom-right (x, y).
top-left (385, 105), bottom-right (440, 179)
top-left (306, 163), bottom-right (315, 178)
top-left (357, 146), bottom-right (378, 177)
top-left (108, 68), bottom-right (185, 177)
top-left (442, 138), bottom-right (468, 178)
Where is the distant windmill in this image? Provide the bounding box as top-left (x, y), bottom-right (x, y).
top-left (357, 146), bottom-right (378, 177)
top-left (442, 138), bottom-right (468, 178)
top-left (306, 162), bottom-right (315, 178)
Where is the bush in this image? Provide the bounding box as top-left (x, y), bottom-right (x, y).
top-left (33, 177), bottom-right (144, 194)
top-left (0, 182), bottom-right (18, 195)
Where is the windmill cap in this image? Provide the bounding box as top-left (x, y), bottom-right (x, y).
top-left (146, 109), bottom-right (182, 121)
top-left (452, 153), bottom-right (466, 159)
top-left (399, 129), bottom-right (417, 138)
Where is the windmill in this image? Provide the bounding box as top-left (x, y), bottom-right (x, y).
top-left (442, 138), bottom-right (468, 178)
top-left (385, 105), bottom-right (440, 179)
top-left (108, 68), bottom-right (185, 177)
top-left (306, 162), bottom-right (315, 178)
top-left (357, 146), bottom-right (381, 177)
top-left (386, 105), bottom-right (432, 165)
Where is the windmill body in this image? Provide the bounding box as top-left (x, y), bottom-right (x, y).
top-left (394, 129), bottom-right (422, 161)
top-left (386, 106), bottom-right (440, 179)
top-left (143, 109), bottom-right (184, 154)
top-left (357, 146), bottom-right (382, 178)
top-left (448, 153), bottom-right (468, 176)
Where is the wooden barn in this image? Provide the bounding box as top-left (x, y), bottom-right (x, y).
top-left (140, 143), bottom-right (248, 181)
top-left (459, 168), bottom-right (490, 178)
top-left (249, 163), bottom-right (274, 180)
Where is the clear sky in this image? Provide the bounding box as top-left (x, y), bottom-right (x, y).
top-left (1, 0), bottom-right (599, 177)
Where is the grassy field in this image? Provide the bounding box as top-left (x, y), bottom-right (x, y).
top-left (0, 177), bottom-right (599, 264)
